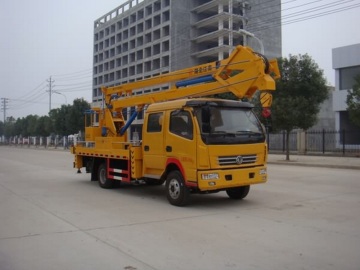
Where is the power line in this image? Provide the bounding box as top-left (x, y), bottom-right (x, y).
top-left (52, 68), bottom-right (92, 78)
top-left (246, 0), bottom-right (360, 32)
top-left (7, 94), bottom-right (59, 110)
top-left (54, 73), bottom-right (92, 82)
top-left (9, 80), bottom-right (47, 103)
top-left (248, 0), bottom-right (355, 26)
top-left (8, 89), bottom-right (48, 108)
top-left (55, 81), bottom-right (92, 87)
top-left (247, 2), bottom-right (360, 33)
top-left (55, 87), bottom-right (92, 93)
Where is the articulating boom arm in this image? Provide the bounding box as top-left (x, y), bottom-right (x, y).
top-left (100, 45), bottom-right (280, 137)
top-left (103, 46), bottom-right (279, 108)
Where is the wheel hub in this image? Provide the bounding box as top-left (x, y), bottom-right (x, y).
top-left (168, 179), bottom-right (180, 199)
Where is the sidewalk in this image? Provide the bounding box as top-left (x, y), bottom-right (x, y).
top-left (268, 154), bottom-right (360, 170)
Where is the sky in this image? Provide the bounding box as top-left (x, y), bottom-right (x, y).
top-left (0, 0), bottom-right (360, 119)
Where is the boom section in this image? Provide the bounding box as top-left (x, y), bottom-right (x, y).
top-left (102, 45), bottom-right (280, 109)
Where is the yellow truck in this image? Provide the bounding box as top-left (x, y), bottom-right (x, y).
top-left (71, 45), bottom-right (280, 206)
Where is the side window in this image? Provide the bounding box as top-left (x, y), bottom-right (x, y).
top-left (170, 111), bottom-right (193, 140)
top-left (147, 112), bottom-right (163, 132)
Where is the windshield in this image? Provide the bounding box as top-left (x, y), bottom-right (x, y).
top-left (195, 106), bottom-right (265, 145)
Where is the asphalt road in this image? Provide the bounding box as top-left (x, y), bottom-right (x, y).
top-left (0, 147), bottom-right (359, 270)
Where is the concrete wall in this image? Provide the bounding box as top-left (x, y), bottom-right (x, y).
top-left (246, 0), bottom-right (282, 59)
top-left (170, 0), bottom-right (194, 70)
top-left (311, 87), bottom-right (336, 130)
top-left (332, 43), bottom-right (360, 69)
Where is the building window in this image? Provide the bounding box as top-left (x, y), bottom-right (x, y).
top-left (145, 5), bottom-right (152, 16)
top-left (116, 33), bottom-right (122, 42)
top-left (153, 44), bottom-right (160, 55)
top-left (137, 36), bottom-right (143, 46)
top-left (163, 25), bottom-right (170, 37)
top-left (162, 11), bottom-right (170, 22)
top-left (162, 41), bottom-right (169, 51)
top-left (137, 9), bottom-right (144, 20)
top-left (154, 1), bottom-right (161, 12)
top-left (154, 15), bottom-right (161, 27)
top-left (145, 18), bottom-right (152, 30)
top-left (162, 55), bottom-right (169, 67)
top-left (163, 0), bottom-right (170, 7)
top-left (153, 29), bottom-right (161, 40)
top-left (339, 65), bottom-right (360, 90)
top-left (339, 111), bottom-right (360, 143)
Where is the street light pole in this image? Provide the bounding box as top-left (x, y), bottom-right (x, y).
top-left (53, 91), bottom-right (67, 105)
top-left (238, 29), bottom-right (264, 55)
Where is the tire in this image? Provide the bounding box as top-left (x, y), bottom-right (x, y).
top-left (226, 185), bottom-right (250, 200)
top-left (166, 170), bottom-right (190, 206)
top-left (98, 162), bottom-right (115, 189)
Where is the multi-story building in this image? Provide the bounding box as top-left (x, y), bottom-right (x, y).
top-left (92, 0), bottom-right (281, 101)
top-left (332, 43), bottom-right (360, 144)
top-left (92, 0), bottom-right (281, 134)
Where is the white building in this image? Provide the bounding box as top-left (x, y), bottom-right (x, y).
top-left (332, 43), bottom-right (360, 144)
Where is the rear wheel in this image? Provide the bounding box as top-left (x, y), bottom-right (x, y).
top-left (226, 185), bottom-right (250, 200)
top-left (166, 171), bottom-right (190, 206)
top-left (98, 163), bottom-right (115, 189)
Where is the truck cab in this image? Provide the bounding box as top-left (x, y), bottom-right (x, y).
top-left (142, 98), bottom-right (268, 205)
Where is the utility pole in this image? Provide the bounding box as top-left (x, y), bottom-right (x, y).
top-left (46, 76), bottom-right (55, 112)
top-left (1, 98), bottom-right (9, 123)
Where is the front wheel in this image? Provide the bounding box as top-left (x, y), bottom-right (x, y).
top-left (166, 171), bottom-right (190, 206)
top-left (98, 163), bottom-right (115, 189)
top-left (226, 185), bottom-right (250, 200)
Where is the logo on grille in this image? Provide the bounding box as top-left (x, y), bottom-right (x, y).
top-left (236, 156), bottom-right (243, 164)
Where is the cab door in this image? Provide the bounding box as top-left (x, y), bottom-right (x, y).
top-left (165, 110), bottom-right (197, 182)
top-left (142, 112), bottom-right (166, 178)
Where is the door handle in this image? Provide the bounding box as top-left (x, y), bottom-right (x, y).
top-left (144, 145), bottom-right (149, 151)
top-left (166, 146), bottom-right (172, 152)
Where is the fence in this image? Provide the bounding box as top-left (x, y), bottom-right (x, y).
top-left (0, 135), bottom-right (76, 149)
top-left (2, 130), bottom-right (360, 156)
top-left (269, 129), bottom-right (360, 156)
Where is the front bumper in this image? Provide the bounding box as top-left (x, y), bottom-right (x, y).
top-left (197, 166), bottom-right (267, 191)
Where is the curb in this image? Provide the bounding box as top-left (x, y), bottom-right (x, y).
top-left (268, 161), bottom-right (360, 170)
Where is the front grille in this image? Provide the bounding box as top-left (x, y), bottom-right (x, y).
top-left (218, 154), bottom-right (257, 166)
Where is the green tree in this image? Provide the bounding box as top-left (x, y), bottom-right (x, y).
top-left (49, 105), bottom-right (71, 136)
top-left (4, 118), bottom-right (15, 138)
top-left (48, 98), bottom-right (90, 136)
top-left (35, 115), bottom-right (51, 136)
top-left (26, 115), bottom-right (39, 136)
top-left (346, 74), bottom-right (360, 127)
top-left (4, 122), bottom-right (13, 138)
top-left (272, 54), bottom-right (328, 160)
top-left (67, 98), bottom-right (90, 135)
top-left (14, 117), bottom-right (27, 136)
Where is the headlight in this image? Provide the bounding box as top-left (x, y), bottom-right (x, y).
top-left (201, 173), bottom-right (219, 180)
top-left (259, 168), bottom-right (267, 175)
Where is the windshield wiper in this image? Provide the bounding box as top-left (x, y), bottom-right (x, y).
top-left (235, 131), bottom-right (262, 136)
top-left (208, 131), bottom-right (227, 137)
